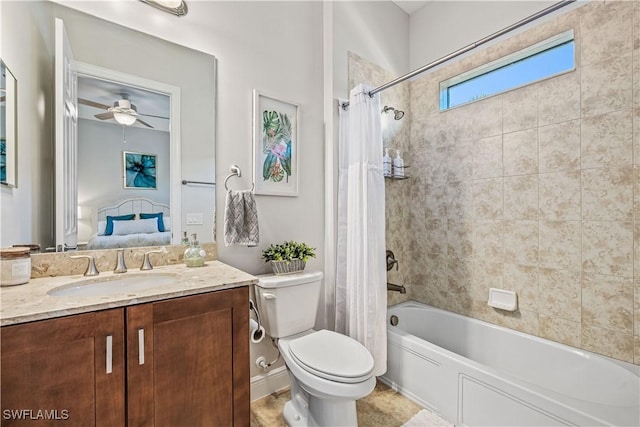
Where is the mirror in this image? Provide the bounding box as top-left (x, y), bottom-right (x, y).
top-left (2, 1), bottom-right (216, 251)
top-left (0, 60), bottom-right (17, 187)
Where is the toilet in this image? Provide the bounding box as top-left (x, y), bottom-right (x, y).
top-left (255, 271), bottom-right (376, 426)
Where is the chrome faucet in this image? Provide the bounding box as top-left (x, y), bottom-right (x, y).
top-left (70, 255), bottom-right (100, 276)
top-left (140, 248), bottom-right (166, 271)
top-left (114, 249), bottom-right (127, 274)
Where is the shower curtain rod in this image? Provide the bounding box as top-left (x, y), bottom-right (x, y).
top-left (340, 0), bottom-right (576, 110)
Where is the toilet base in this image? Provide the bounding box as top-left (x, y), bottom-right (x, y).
top-left (283, 372), bottom-right (360, 427)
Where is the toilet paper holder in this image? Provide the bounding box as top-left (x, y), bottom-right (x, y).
top-left (249, 299), bottom-right (265, 343)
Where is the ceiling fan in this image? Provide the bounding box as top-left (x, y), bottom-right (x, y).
top-left (78, 93), bottom-right (168, 128)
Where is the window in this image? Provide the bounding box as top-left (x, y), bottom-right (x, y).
top-left (440, 30), bottom-right (575, 110)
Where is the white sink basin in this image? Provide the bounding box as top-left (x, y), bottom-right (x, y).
top-left (48, 273), bottom-right (181, 297)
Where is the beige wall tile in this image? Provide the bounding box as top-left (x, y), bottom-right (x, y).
top-left (538, 119), bottom-right (581, 173)
top-left (635, 279), bottom-right (639, 336)
top-left (539, 170), bottom-right (581, 220)
top-left (471, 260), bottom-right (503, 301)
top-left (634, 108), bottom-right (639, 164)
top-left (447, 142), bottom-right (473, 183)
top-left (503, 85), bottom-right (538, 133)
top-left (504, 174), bottom-right (538, 220)
top-left (424, 219), bottom-right (447, 255)
top-left (635, 223), bottom-right (640, 278)
top-left (538, 71), bottom-right (581, 126)
top-left (582, 324), bottom-right (634, 363)
top-left (473, 220), bottom-right (504, 262)
top-left (472, 96), bottom-right (503, 139)
top-left (425, 182), bottom-right (448, 219)
top-left (503, 263), bottom-right (539, 312)
top-left (539, 268), bottom-right (582, 322)
top-left (472, 135), bottom-right (503, 179)
top-left (581, 166), bottom-right (634, 221)
top-left (581, 109), bottom-right (633, 169)
top-left (503, 129), bottom-right (538, 176)
top-left (579, 0), bottom-right (634, 66)
top-left (581, 54), bottom-right (633, 117)
top-left (582, 221), bottom-right (634, 277)
top-left (424, 145), bottom-right (449, 185)
top-left (636, 336), bottom-right (640, 365)
top-left (634, 49), bottom-right (639, 109)
top-left (447, 220), bottom-right (473, 259)
top-left (503, 220), bottom-right (539, 266)
top-left (540, 315), bottom-right (581, 348)
top-left (635, 1), bottom-right (640, 51)
top-left (582, 273), bottom-right (633, 333)
top-left (472, 178), bottom-right (503, 219)
top-left (447, 181), bottom-right (473, 220)
top-left (539, 221), bottom-right (582, 270)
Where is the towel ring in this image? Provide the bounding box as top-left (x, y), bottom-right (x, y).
top-left (224, 165), bottom-right (255, 192)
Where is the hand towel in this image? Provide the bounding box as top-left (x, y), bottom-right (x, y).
top-left (224, 189), bottom-right (259, 246)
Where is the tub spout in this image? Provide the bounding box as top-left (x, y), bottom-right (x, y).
top-left (387, 282), bottom-right (406, 294)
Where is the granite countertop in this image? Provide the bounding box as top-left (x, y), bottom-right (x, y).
top-left (0, 261), bottom-right (257, 326)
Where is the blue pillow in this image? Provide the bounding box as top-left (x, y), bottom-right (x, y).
top-left (105, 214), bottom-right (135, 236)
top-left (139, 212), bottom-right (164, 232)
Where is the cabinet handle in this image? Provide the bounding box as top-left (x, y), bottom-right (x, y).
top-left (106, 335), bottom-right (113, 374)
top-left (138, 328), bottom-right (145, 365)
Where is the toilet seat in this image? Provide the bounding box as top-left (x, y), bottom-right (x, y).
top-left (287, 330), bottom-right (374, 384)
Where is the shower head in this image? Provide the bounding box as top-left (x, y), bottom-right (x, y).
top-left (382, 105), bottom-right (405, 120)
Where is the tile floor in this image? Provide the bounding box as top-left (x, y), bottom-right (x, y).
top-left (251, 380), bottom-right (423, 427)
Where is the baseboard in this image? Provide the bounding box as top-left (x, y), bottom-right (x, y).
top-left (250, 366), bottom-right (290, 401)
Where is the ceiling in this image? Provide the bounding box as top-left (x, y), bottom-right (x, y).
top-left (77, 75), bottom-right (170, 132)
top-left (392, 1), bottom-right (430, 15)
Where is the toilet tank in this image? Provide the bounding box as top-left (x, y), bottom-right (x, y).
top-left (255, 270), bottom-right (323, 338)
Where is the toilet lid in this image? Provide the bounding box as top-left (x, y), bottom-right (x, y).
top-left (288, 330), bottom-right (374, 384)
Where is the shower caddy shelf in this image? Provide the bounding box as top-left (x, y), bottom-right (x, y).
top-left (384, 165), bottom-right (410, 180)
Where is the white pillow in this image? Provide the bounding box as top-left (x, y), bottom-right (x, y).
top-left (97, 220), bottom-right (107, 236)
top-left (112, 218), bottom-right (159, 236)
top-left (163, 216), bottom-right (171, 231)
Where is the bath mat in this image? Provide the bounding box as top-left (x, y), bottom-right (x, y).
top-left (402, 409), bottom-right (453, 427)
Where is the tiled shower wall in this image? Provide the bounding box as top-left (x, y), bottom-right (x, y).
top-left (405, 1), bottom-right (640, 364)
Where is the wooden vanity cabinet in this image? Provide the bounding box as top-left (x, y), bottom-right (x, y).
top-left (0, 309), bottom-right (126, 427)
top-left (0, 286), bottom-right (249, 427)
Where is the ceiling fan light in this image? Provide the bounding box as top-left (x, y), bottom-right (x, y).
top-left (139, 0), bottom-right (188, 17)
top-left (155, 0), bottom-right (182, 7)
top-left (113, 112), bottom-right (137, 126)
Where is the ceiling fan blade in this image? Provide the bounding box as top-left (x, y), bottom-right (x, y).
top-left (138, 112), bottom-right (170, 120)
top-left (95, 111), bottom-right (114, 120)
top-left (79, 98), bottom-right (111, 110)
top-left (136, 118), bottom-right (154, 129)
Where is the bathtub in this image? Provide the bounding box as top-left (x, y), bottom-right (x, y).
top-left (380, 301), bottom-right (640, 427)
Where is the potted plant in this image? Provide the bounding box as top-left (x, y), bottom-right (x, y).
top-left (261, 241), bottom-right (316, 275)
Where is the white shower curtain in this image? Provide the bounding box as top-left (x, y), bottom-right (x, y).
top-left (336, 84), bottom-right (387, 376)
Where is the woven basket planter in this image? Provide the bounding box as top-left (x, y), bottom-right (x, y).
top-left (270, 259), bottom-right (306, 275)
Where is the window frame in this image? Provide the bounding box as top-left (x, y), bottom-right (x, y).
top-left (439, 30), bottom-right (575, 111)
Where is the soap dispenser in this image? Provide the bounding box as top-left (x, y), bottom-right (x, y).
top-left (382, 148), bottom-right (392, 177)
top-left (393, 150), bottom-right (405, 178)
top-left (184, 233), bottom-right (206, 267)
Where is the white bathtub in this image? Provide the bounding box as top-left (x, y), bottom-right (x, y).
top-left (381, 301), bottom-right (640, 427)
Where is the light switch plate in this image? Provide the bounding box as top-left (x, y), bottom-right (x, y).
top-left (186, 213), bottom-right (203, 225)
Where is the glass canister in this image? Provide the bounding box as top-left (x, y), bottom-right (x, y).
top-left (184, 234), bottom-right (206, 268)
top-left (1, 247), bottom-right (32, 286)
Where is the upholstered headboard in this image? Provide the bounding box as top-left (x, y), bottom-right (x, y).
top-left (96, 197), bottom-right (170, 222)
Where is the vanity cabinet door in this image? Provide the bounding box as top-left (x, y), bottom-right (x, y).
top-left (0, 309), bottom-right (125, 427)
top-left (126, 287), bottom-right (249, 427)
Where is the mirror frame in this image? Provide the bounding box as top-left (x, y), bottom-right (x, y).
top-left (73, 61), bottom-right (182, 245)
top-left (1, 59), bottom-right (17, 187)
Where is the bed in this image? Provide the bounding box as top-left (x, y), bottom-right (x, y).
top-left (86, 197), bottom-right (172, 250)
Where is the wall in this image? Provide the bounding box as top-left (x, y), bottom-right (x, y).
top-left (77, 119), bottom-right (170, 241)
top-left (404, 1), bottom-right (639, 364)
top-left (0, 1), bottom-right (55, 248)
top-left (47, 0), bottom-right (325, 388)
top-left (410, 1), bottom-right (566, 69)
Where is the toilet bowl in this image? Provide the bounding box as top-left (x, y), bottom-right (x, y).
top-left (255, 271), bottom-right (376, 426)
